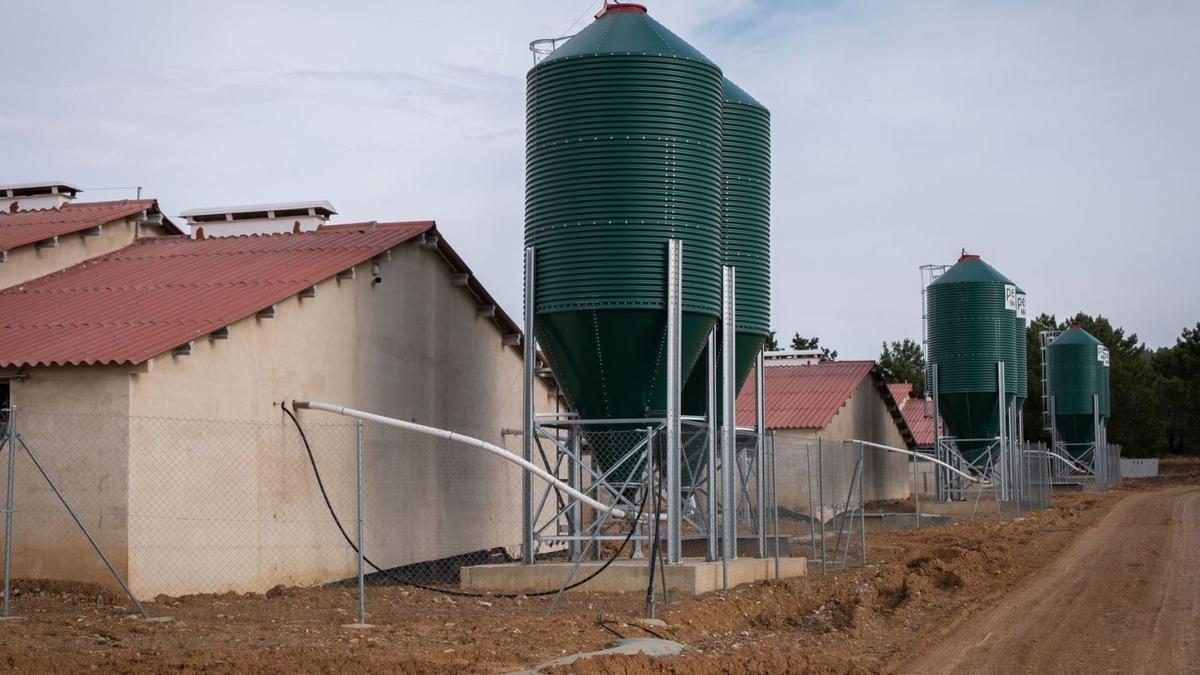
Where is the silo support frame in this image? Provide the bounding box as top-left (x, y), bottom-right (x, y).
top-left (665, 240), bottom-right (683, 564)
top-left (522, 247), bottom-right (536, 564)
top-left (705, 331), bottom-right (718, 562)
top-left (720, 267), bottom-right (737, 564)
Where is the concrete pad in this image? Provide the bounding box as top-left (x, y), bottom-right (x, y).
top-left (516, 638), bottom-right (687, 673)
top-left (460, 556), bottom-right (805, 596)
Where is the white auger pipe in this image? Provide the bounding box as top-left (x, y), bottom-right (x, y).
top-left (293, 401), bottom-right (640, 521)
top-left (852, 439), bottom-right (991, 484)
top-left (1036, 449), bottom-right (1091, 474)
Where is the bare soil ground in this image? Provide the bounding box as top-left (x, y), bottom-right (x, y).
top-left (0, 459), bottom-right (1195, 673)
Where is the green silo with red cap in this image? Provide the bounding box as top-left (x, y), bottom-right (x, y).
top-left (525, 3), bottom-right (723, 481)
top-left (925, 252), bottom-right (1022, 463)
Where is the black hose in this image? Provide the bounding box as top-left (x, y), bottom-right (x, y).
top-left (281, 404), bottom-right (642, 599)
top-left (644, 447), bottom-right (666, 613)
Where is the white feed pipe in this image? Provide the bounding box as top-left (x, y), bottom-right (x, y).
top-left (1037, 449), bottom-right (1092, 474)
top-left (293, 401), bottom-right (643, 521)
top-left (851, 439), bottom-right (991, 484)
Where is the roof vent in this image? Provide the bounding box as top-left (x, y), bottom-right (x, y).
top-left (0, 182), bottom-right (81, 212)
top-left (763, 349), bottom-right (824, 366)
top-left (179, 200), bottom-right (337, 238)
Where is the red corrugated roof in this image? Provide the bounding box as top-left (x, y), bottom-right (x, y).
top-left (898, 393), bottom-right (941, 448)
top-left (0, 221), bottom-right (434, 367)
top-left (0, 200), bottom-right (177, 253)
top-left (736, 360), bottom-right (877, 429)
top-left (888, 383), bottom-right (912, 407)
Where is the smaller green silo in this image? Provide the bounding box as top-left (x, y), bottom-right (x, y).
top-left (925, 253), bottom-right (1020, 463)
top-left (1047, 324), bottom-right (1110, 453)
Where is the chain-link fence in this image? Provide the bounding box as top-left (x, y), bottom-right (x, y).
top-left (3, 405), bottom-right (951, 627)
top-left (769, 434), bottom-right (865, 574)
top-left (1016, 442), bottom-right (1053, 513)
top-left (0, 407), bottom-right (540, 616)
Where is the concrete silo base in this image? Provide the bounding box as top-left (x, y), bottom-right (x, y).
top-left (460, 557), bottom-right (806, 596)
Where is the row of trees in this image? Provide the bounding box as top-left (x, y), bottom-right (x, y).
top-left (763, 331), bottom-right (838, 361)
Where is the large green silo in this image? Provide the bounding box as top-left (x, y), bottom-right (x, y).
top-left (525, 4), bottom-right (723, 481)
top-left (1047, 325), bottom-right (1110, 452)
top-left (682, 77), bottom-right (772, 419)
top-left (926, 254), bottom-right (1020, 463)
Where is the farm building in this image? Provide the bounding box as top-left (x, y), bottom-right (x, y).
top-left (890, 383), bottom-right (941, 495)
top-left (0, 215), bottom-right (555, 598)
top-left (0, 182), bottom-right (178, 289)
top-left (736, 357), bottom-right (915, 513)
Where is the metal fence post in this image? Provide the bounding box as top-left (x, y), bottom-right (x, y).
top-left (818, 437), bottom-right (826, 575)
top-left (806, 443), bottom-right (816, 566)
top-left (913, 449), bottom-right (921, 530)
top-left (3, 406), bottom-right (14, 617)
top-left (771, 431), bottom-right (780, 580)
top-left (755, 349), bottom-right (766, 559)
top-left (859, 441), bottom-right (866, 566)
top-left (354, 419), bottom-right (367, 627)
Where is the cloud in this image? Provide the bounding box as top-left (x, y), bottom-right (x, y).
top-left (0, 0), bottom-right (1197, 359)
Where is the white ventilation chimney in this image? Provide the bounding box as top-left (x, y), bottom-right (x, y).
top-left (0, 181), bottom-right (81, 212)
top-left (179, 200), bottom-right (337, 238)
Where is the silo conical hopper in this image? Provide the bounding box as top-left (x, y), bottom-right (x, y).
top-left (525, 3), bottom-right (723, 482)
top-left (925, 253), bottom-right (1020, 464)
top-left (1047, 324), bottom-right (1110, 455)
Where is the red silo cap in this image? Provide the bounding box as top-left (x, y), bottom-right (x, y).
top-left (596, 2), bottom-right (648, 18)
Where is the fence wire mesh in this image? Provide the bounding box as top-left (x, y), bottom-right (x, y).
top-left (769, 435), bottom-right (865, 573)
top-left (0, 409), bottom-right (538, 604)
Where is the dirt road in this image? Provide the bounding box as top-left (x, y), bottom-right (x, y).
top-left (903, 486), bottom-right (1200, 674)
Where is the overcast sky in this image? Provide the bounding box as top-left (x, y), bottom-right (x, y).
top-left (2, 1), bottom-right (1197, 357)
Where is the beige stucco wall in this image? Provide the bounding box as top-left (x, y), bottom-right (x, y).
top-left (4, 366), bottom-right (132, 587)
top-left (123, 242), bottom-right (554, 597)
top-left (0, 217), bottom-right (171, 290)
top-left (1, 241), bottom-right (555, 598)
top-left (771, 377), bottom-right (911, 518)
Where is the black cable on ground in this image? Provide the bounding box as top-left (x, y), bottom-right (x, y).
top-left (281, 404), bottom-right (643, 599)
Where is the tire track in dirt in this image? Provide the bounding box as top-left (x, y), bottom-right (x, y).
top-left (902, 486), bottom-right (1200, 674)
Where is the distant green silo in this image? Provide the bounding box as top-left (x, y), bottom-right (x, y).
top-left (1047, 325), bottom-right (1110, 452)
top-left (925, 254), bottom-right (1021, 463)
top-left (526, 3), bottom-right (723, 481)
